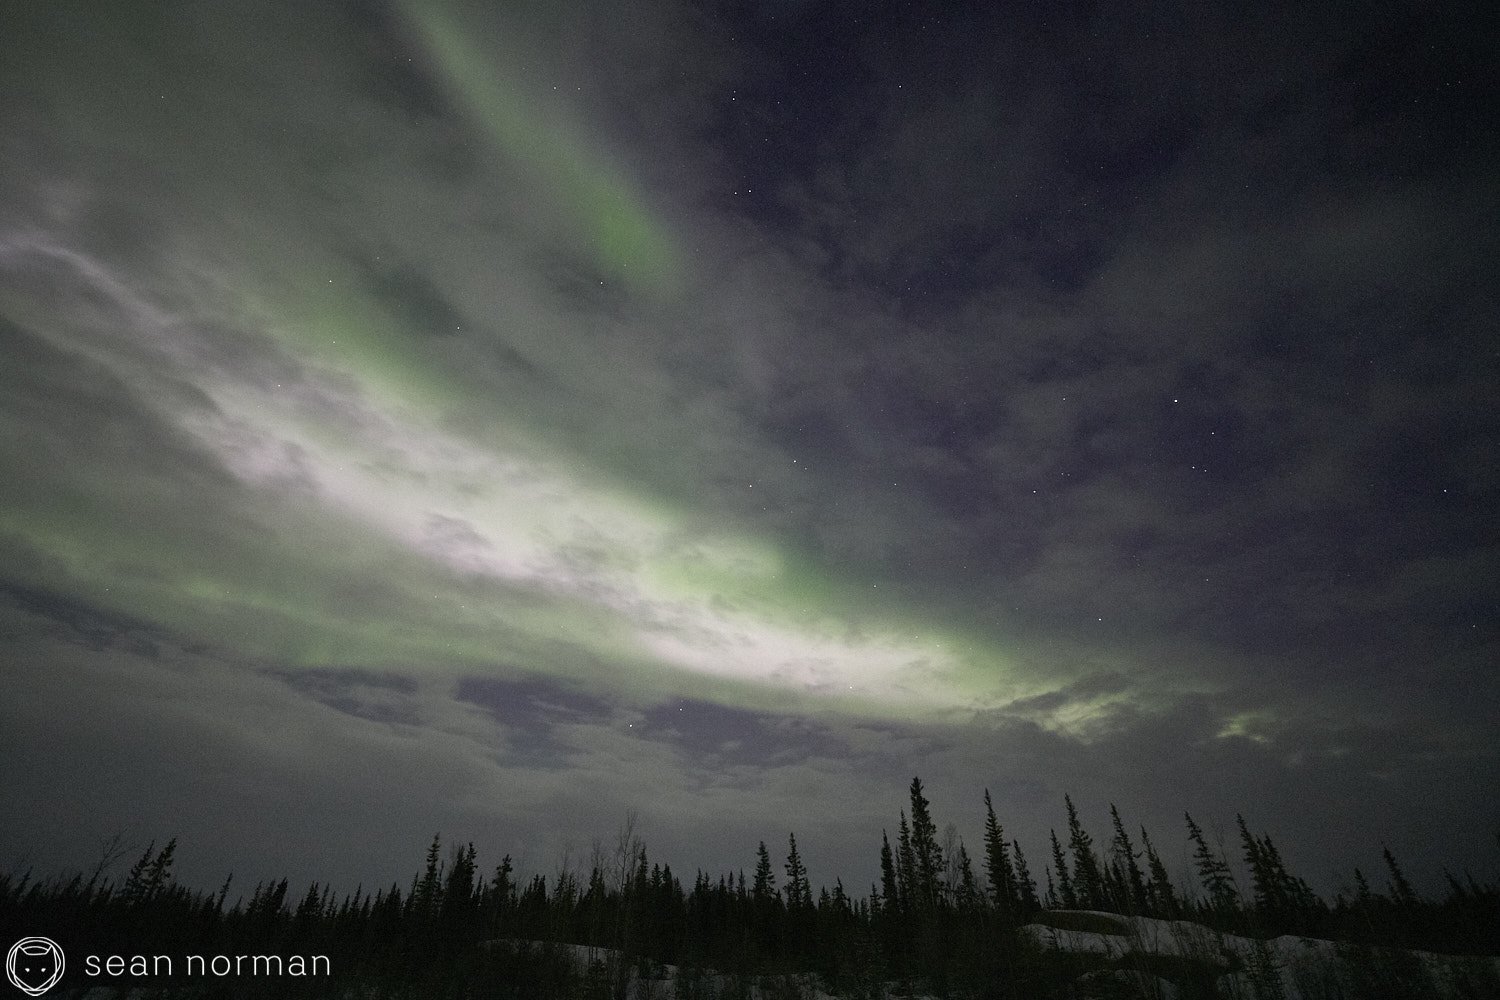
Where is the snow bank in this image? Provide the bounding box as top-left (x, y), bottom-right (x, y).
top-left (1022, 910), bottom-right (1500, 1000)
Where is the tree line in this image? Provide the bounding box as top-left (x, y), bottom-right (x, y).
top-left (2, 778), bottom-right (1496, 997)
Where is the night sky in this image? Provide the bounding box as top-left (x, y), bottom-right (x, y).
top-left (2, 1), bottom-right (1496, 901)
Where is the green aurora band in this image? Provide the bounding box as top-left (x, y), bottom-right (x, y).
top-left (0, 241), bottom-right (1058, 722)
top-left (399, 1), bottom-right (681, 298)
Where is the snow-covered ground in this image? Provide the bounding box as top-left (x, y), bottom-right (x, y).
top-left (1021, 909), bottom-right (1500, 999)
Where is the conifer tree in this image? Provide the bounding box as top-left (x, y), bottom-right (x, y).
top-left (753, 841), bottom-right (776, 902)
top-left (982, 789), bottom-right (1019, 921)
top-left (907, 777), bottom-right (943, 910)
top-left (1241, 814), bottom-right (1290, 927)
top-left (123, 843), bottom-right (151, 903)
top-left (955, 841), bottom-right (981, 912)
top-left (1103, 859), bottom-right (1126, 914)
top-left (879, 830), bottom-right (899, 913)
top-left (876, 828), bottom-right (908, 971)
top-left (248, 877), bottom-right (289, 923)
top-left (145, 838), bottom-right (177, 900)
top-left (413, 834), bottom-right (444, 921)
top-left (294, 882), bottom-right (323, 924)
top-left (1383, 846), bottom-right (1419, 911)
top-left (1109, 805), bottom-right (1148, 913)
top-left (488, 853), bottom-right (516, 934)
top-left (1442, 869), bottom-right (1467, 902)
top-left (784, 833), bottom-right (811, 912)
top-left (123, 838), bottom-right (177, 905)
top-left (1140, 827), bottom-right (1178, 917)
top-left (1065, 795), bottom-right (1105, 909)
top-left (1262, 833), bottom-right (1319, 927)
top-left (1236, 815), bottom-right (1319, 931)
top-left (441, 842), bottom-right (477, 928)
top-left (1050, 830), bottom-right (1077, 909)
top-left (1012, 840), bottom-right (1040, 914)
top-left (215, 874), bottom-right (233, 915)
top-left (1185, 813), bottom-right (1238, 914)
top-left (897, 812), bottom-right (917, 910)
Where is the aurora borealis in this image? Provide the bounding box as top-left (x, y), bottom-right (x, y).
top-left (2, 2), bottom-right (1496, 896)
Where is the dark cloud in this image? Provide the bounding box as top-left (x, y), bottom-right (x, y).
top-left (352, 255), bottom-right (470, 337)
top-left (455, 676), bottom-right (616, 733)
top-left (453, 676), bottom-right (619, 769)
top-left (268, 666), bottom-right (423, 727)
top-left (0, 583), bottom-right (167, 659)
top-left (344, 0), bottom-right (457, 124)
top-left (637, 699), bottom-right (852, 770)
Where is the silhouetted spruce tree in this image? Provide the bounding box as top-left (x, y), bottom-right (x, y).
top-left (294, 881), bottom-right (323, 927)
top-left (877, 828), bottom-right (907, 971)
top-left (516, 873), bottom-right (547, 937)
top-left (1050, 829), bottom-right (1077, 909)
top-left (751, 840), bottom-right (779, 959)
top-left (1140, 827), bottom-right (1179, 917)
top-left (247, 877), bottom-right (289, 927)
top-left (982, 789), bottom-right (1019, 922)
top-left (213, 873), bottom-right (232, 916)
top-left (487, 853), bottom-right (516, 937)
top-left (1103, 859), bottom-right (1126, 916)
top-left (1238, 813), bottom-right (1275, 920)
top-left (1355, 866), bottom-right (1374, 904)
top-left (784, 833), bottom-right (811, 912)
top-left (146, 838), bottom-right (177, 899)
top-left (121, 841), bottom-right (150, 902)
top-left (1012, 839), bottom-right (1040, 914)
top-left (879, 831), bottom-right (899, 914)
top-left (907, 777), bottom-right (943, 911)
top-left (897, 812), bottom-right (917, 912)
top-left (122, 838), bottom-right (177, 905)
top-left (1384, 846), bottom-right (1419, 911)
top-left (413, 834), bottom-right (444, 922)
top-left (1109, 805), bottom-right (1148, 913)
top-left (1350, 866), bottom-right (1380, 943)
top-left (753, 841), bottom-right (776, 902)
top-left (831, 877), bottom-right (850, 913)
top-left (1262, 833), bottom-right (1321, 929)
top-left (1185, 812), bottom-right (1238, 916)
top-left (1237, 815), bottom-right (1320, 932)
top-left (954, 841), bottom-right (981, 912)
top-left (1065, 795), bottom-right (1105, 909)
top-left (440, 842), bottom-right (478, 942)
top-left (1442, 868), bottom-right (1467, 902)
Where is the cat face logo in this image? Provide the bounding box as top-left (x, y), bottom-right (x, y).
top-left (6, 938), bottom-right (65, 996)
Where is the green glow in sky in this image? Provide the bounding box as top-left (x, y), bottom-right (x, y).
top-left (3, 259), bottom-right (1040, 719)
top-left (400, 2), bottom-right (680, 297)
